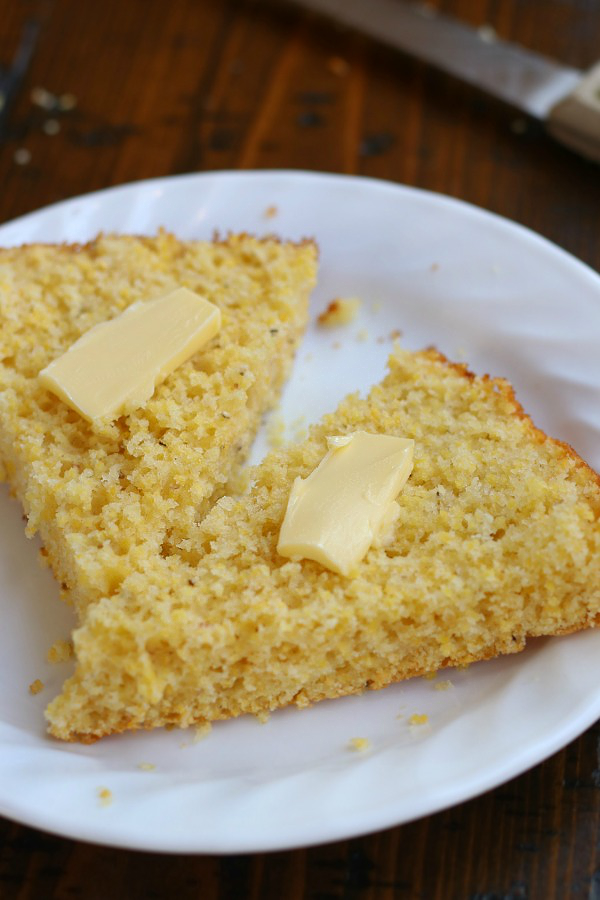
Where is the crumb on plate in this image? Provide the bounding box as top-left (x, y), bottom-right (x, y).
top-left (193, 722), bottom-right (212, 742)
top-left (97, 787), bottom-right (113, 806)
top-left (408, 714), bottom-right (429, 726)
top-left (317, 297), bottom-right (361, 327)
top-left (47, 639), bottom-right (74, 664)
top-left (348, 737), bottom-right (371, 752)
top-left (267, 413), bottom-right (286, 449)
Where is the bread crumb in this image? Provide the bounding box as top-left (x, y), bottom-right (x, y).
top-left (47, 639), bottom-right (74, 663)
top-left (256, 710), bottom-right (270, 724)
top-left (97, 787), bottom-right (113, 806)
top-left (14, 148), bottom-right (31, 166)
top-left (430, 262), bottom-right (439, 272)
top-left (263, 204), bottom-right (278, 219)
top-left (43, 118), bottom-right (60, 136)
top-left (348, 737), bottom-right (370, 752)
top-left (291, 415), bottom-right (307, 443)
top-left (58, 92), bottom-right (77, 111)
top-left (317, 297), bottom-right (361, 327)
top-left (371, 300), bottom-right (382, 313)
top-left (356, 328), bottom-right (369, 342)
top-left (424, 671), bottom-right (437, 681)
top-left (390, 329), bottom-right (403, 340)
top-left (193, 722), bottom-right (212, 742)
top-left (38, 546), bottom-right (49, 566)
top-left (31, 86), bottom-right (56, 109)
top-left (29, 679), bottom-right (44, 695)
top-left (332, 340), bottom-right (342, 350)
top-left (433, 680), bottom-right (452, 691)
top-left (267, 413), bottom-right (286, 449)
top-left (408, 714), bottom-right (428, 726)
top-left (138, 762), bottom-right (156, 771)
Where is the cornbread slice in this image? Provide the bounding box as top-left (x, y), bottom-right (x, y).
top-left (45, 347), bottom-right (600, 742)
top-left (0, 231), bottom-right (317, 617)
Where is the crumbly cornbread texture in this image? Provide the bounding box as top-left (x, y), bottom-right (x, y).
top-left (44, 347), bottom-right (600, 741)
top-left (0, 232), bottom-right (317, 619)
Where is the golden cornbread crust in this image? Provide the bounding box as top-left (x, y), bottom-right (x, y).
top-left (40, 346), bottom-right (600, 742)
top-left (0, 231), bottom-right (317, 621)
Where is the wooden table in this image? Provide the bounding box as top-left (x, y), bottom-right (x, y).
top-left (1, 1), bottom-right (599, 897)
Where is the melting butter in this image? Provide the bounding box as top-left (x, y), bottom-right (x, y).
top-left (277, 431), bottom-right (414, 575)
top-left (39, 287), bottom-right (221, 423)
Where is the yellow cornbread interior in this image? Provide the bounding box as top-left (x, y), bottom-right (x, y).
top-left (44, 347), bottom-right (600, 742)
top-left (0, 231), bottom-right (317, 620)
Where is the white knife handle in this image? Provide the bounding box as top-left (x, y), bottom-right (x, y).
top-left (547, 62), bottom-right (600, 163)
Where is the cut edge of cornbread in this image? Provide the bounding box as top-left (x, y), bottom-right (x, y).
top-left (0, 230), bottom-right (317, 620)
top-left (44, 346), bottom-right (600, 742)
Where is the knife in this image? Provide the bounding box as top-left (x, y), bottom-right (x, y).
top-left (287, 0), bottom-right (600, 163)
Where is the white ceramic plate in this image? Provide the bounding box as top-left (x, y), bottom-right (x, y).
top-left (1, 171), bottom-right (599, 854)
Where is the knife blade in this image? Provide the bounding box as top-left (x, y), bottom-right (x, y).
top-left (287, 0), bottom-right (600, 163)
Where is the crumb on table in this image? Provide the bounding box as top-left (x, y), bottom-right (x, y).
top-left (29, 679), bottom-right (44, 695)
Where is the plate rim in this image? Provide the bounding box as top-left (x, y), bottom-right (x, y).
top-left (0, 167), bottom-right (599, 286)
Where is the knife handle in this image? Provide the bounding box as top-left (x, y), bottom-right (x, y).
top-left (547, 62), bottom-right (600, 163)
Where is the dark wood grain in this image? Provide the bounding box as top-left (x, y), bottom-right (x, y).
top-left (1, 1), bottom-right (599, 897)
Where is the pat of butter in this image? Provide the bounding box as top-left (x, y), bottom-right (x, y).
top-left (39, 287), bottom-right (221, 423)
top-left (277, 431), bottom-right (414, 575)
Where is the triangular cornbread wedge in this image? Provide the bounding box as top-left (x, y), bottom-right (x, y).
top-left (45, 347), bottom-right (600, 742)
top-left (0, 231), bottom-right (317, 620)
